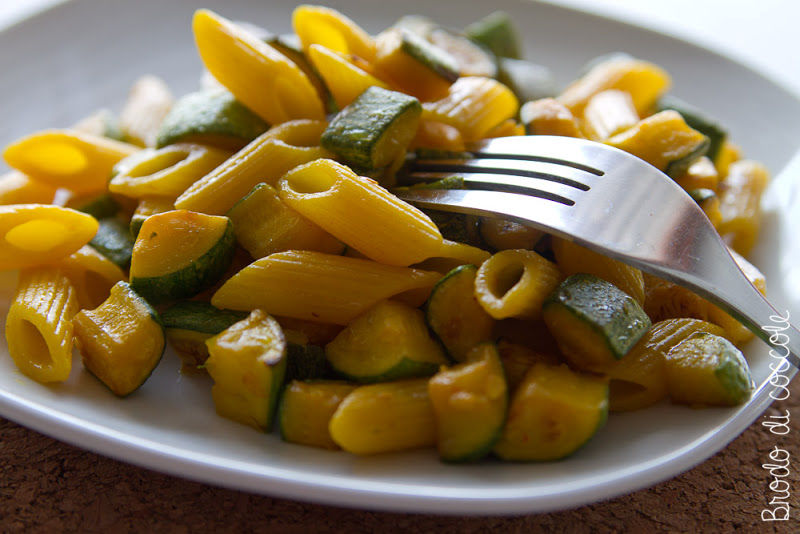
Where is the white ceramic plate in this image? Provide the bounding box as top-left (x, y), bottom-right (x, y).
top-left (1, 0), bottom-right (799, 515)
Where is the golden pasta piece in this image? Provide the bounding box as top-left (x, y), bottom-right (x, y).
top-left (485, 118), bottom-right (525, 138)
top-left (0, 171), bottom-right (57, 205)
top-left (57, 245), bottom-right (126, 310)
top-left (714, 141), bottom-right (741, 179)
top-left (674, 157), bottom-right (719, 192)
top-left (5, 267), bottom-right (79, 383)
top-left (0, 204), bottom-right (98, 270)
top-left (717, 160), bottom-right (770, 256)
top-left (581, 89), bottom-right (639, 140)
top-left (307, 44), bottom-right (388, 109)
top-left (3, 129), bottom-right (139, 194)
top-left (519, 98), bottom-right (583, 138)
top-left (193, 9), bottom-right (325, 124)
top-left (423, 77), bottom-right (518, 142)
top-left (479, 218), bottom-right (543, 251)
top-left (175, 120), bottom-right (329, 215)
top-left (109, 143), bottom-right (232, 199)
top-left (293, 5), bottom-right (376, 62)
top-left (474, 249), bottom-right (561, 320)
top-left (409, 120), bottom-right (465, 151)
top-left (279, 159), bottom-right (443, 266)
top-left (119, 75), bottom-right (174, 147)
top-left (211, 250), bottom-right (442, 325)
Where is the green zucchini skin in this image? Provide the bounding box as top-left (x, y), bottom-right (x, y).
top-left (156, 89), bottom-right (269, 149)
top-left (285, 342), bottom-right (330, 382)
top-left (268, 33), bottom-right (337, 114)
top-left (400, 29), bottom-right (460, 82)
top-left (657, 95), bottom-right (727, 163)
top-left (90, 217), bottom-right (135, 270)
top-left (543, 274), bottom-right (651, 368)
top-left (463, 11), bottom-right (521, 59)
top-left (664, 135), bottom-right (710, 178)
top-left (74, 193), bottom-right (121, 220)
top-left (321, 86), bottom-right (422, 170)
top-left (497, 58), bottom-right (556, 103)
top-left (130, 219), bottom-right (236, 305)
top-left (161, 301), bottom-right (248, 333)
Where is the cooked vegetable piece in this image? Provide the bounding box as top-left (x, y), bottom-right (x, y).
top-left (464, 11), bottom-right (520, 59)
top-left (520, 98), bottom-right (582, 138)
top-left (119, 75), bottom-right (174, 147)
top-left (674, 157), bottom-right (719, 192)
top-left (426, 264), bottom-right (494, 361)
top-left (657, 95), bottom-right (727, 163)
top-left (542, 274), bottom-right (651, 370)
top-left (73, 281), bottom-right (165, 396)
top-left (307, 44), bottom-right (388, 109)
top-left (129, 197), bottom-right (174, 238)
top-left (227, 182), bottom-right (343, 258)
top-left (474, 249), bottom-right (561, 320)
top-left (428, 343), bottom-right (508, 462)
top-left (493, 363), bottom-right (608, 461)
top-left (156, 89), bottom-right (269, 149)
top-left (0, 204), bottom-right (98, 270)
top-left (71, 192), bottom-right (121, 220)
top-left (129, 210), bottom-right (235, 304)
top-left (57, 245), bottom-right (126, 310)
top-left (428, 27), bottom-right (497, 78)
top-left (284, 338), bottom-right (330, 382)
top-left (160, 301), bottom-right (248, 369)
top-left (72, 109), bottom-right (125, 141)
top-left (552, 238), bottom-right (645, 304)
top-left (606, 110), bottom-right (709, 177)
top-left (715, 141), bottom-right (741, 179)
top-left (204, 310), bottom-right (287, 430)
top-left (325, 300), bottom-right (447, 382)
top-left (688, 188), bottom-right (722, 228)
top-left (266, 33), bottom-right (335, 113)
top-left (90, 218), bottom-right (135, 270)
top-left (409, 120), bottom-right (466, 151)
top-left (321, 87), bottom-right (421, 170)
top-left (479, 218), bottom-right (543, 251)
top-left (279, 380), bottom-right (357, 449)
top-left (497, 58), bottom-right (556, 103)
top-left (582, 89), bottom-right (639, 141)
top-left (496, 339), bottom-right (560, 392)
top-left (485, 118), bottom-right (526, 138)
top-left (329, 378), bottom-right (436, 454)
top-left (665, 332), bottom-right (753, 406)
top-left (5, 267), bottom-right (79, 383)
top-left (717, 160), bottom-right (770, 256)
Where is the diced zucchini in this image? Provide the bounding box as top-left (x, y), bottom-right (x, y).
top-left (284, 335), bottom-right (329, 382)
top-left (606, 110), bottom-right (709, 178)
top-left (267, 34), bottom-right (335, 114)
top-left (497, 58), bottom-right (556, 103)
top-left (73, 281), bottom-right (165, 397)
top-left (129, 210), bottom-right (236, 304)
top-left (160, 301), bottom-right (248, 369)
top-left (204, 310), bottom-right (288, 431)
top-left (129, 197), bottom-right (174, 238)
top-left (674, 157), bottom-right (719, 192)
top-left (321, 86), bottom-right (422, 170)
top-left (479, 217), bottom-right (544, 251)
top-left (428, 343), bottom-right (508, 462)
top-left (56, 244), bottom-right (126, 310)
top-left (90, 217), bottom-right (135, 270)
top-left (425, 264), bottom-right (494, 361)
top-left (493, 363), bottom-right (608, 461)
top-left (329, 378), bottom-right (436, 455)
top-left (71, 193), bottom-right (121, 220)
top-left (496, 339), bottom-right (561, 392)
top-left (520, 98), bottom-right (583, 138)
top-left (156, 89), bottom-right (269, 150)
top-left (325, 300), bottom-right (448, 382)
top-left (665, 332), bottom-right (753, 406)
top-left (657, 95), bottom-right (727, 163)
top-left (463, 11), bottom-right (520, 59)
top-left (428, 27), bottom-right (497, 78)
top-left (542, 274), bottom-right (651, 370)
top-left (279, 380), bottom-right (357, 449)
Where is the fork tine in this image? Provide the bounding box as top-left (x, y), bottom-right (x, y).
top-left (468, 135), bottom-right (612, 175)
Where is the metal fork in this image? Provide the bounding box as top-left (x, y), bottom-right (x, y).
top-left (395, 135), bottom-right (800, 376)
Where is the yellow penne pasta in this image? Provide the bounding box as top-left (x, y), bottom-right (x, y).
top-left (57, 245), bottom-right (126, 310)
top-left (5, 267), bottom-right (79, 383)
top-left (175, 120), bottom-right (329, 215)
top-left (423, 77), bottom-right (519, 142)
top-left (519, 98), bottom-right (583, 137)
top-left (474, 249), bottom-right (561, 320)
top-left (409, 120), bottom-right (465, 151)
top-left (674, 157), bottom-right (719, 192)
top-left (717, 160), bottom-right (770, 256)
top-left (3, 129), bottom-right (139, 194)
top-left (307, 44), bottom-right (388, 109)
top-left (0, 171), bottom-right (57, 205)
top-left (485, 118), bottom-right (526, 138)
top-left (715, 140), bottom-right (741, 179)
top-left (582, 89), bottom-right (639, 140)
top-left (278, 159), bottom-right (443, 266)
top-left (109, 143), bottom-right (232, 199)
top-left (193, 9), bottom-right (325, 124)
top-left (293, 5), bottom-right (376, 62)
top-left (0, 204), bottom-right (98, 270)
top-left (119, 75), bottom-right (174, 147)
top-left (211, 250), bottom-right (442, 325)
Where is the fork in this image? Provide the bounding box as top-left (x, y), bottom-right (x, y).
top-left (394, 135), bottom-right (800, 378)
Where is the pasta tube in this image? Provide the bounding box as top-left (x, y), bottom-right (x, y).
top-left (0, 171), bottom-right (57, 205)
top-left (119, 75), bottom-right (174, 147)
top-left (292, 5), bottom-right (376, 62)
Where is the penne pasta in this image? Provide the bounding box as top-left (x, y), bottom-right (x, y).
top-left (582, 89), bottom-right (639, 140)
top-left (0, 170), bottom-right (57, 205)
top-left (119, 75), bottom-right (174, 147)
top-left (57, 245), bottom-right (126, 310)
top-left (717, 160), bottom-right (769, 256)
top-left (307, 44), bottom-right (388, 109)
top-left (292, 5), bottom-right (376, 62)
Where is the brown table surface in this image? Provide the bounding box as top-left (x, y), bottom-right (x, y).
top-left (2, 378), bottom-right (798, 533)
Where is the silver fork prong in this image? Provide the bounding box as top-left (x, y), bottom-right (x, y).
top-left (470, 135), bottom-right (613, 175)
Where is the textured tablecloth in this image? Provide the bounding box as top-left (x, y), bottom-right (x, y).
top-left (1, 378), bottom-right (798, 533)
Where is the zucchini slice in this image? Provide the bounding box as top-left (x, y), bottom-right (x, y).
top-left (90, 217), bottom-right (135, 270)
top-left (497, 58), bottom-right (556, 103)
top-left (329, 378), bottom-right (436, 455)
top-left (71, 192), bottom-right (121, 220)
top-left (278, 380), bottom-right (357, 449)
top-left (493, 363), bottom-right (609, 461)
top-left (463, 11), bottom-right (520, 59)
top-left (428, 343), bottom-right (508, 462)
top-left (129, 197), bottom-right (174, 238)
top-left (425, 264), bottom-right (494, 361)
top-left (204, 309), bottom-right (288, 431)
top-left (496, 339), bottom-right (561, 392)
top-left (284, 333), bottom-right (329, 382)
top-left (657, 95), bottom-right (727, 163)
top-left (325, 300), bottom-right (448, 382)
top-left (156, 89), bottom-right (269, 150)
top-left (160, 301), bottom-right (248, 369)
top-left (542, 274), bottom-right (651, 370)
top-left (321, 86), bottom-right (422, 170)
top-left (130, 210), bottom-right (236, 304)
top-left (665, 332), bottom-right (753, 406)
top-left (73, 281), bottom-right (165, 397)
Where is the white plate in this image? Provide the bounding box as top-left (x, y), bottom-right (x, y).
top-left (1, 0), bottom-right (799, 515)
